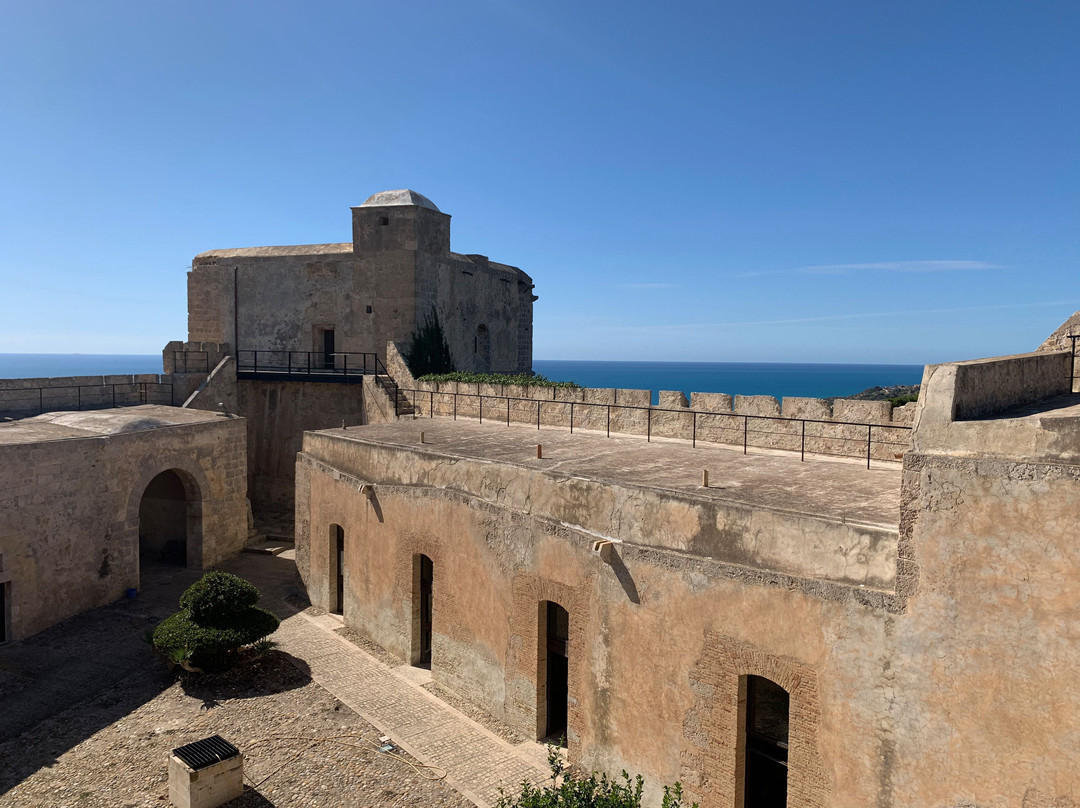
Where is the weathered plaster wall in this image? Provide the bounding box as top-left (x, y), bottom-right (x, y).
top-left (0, 407), bottom-right (248, 642)
top-left (295, 442), bottom-right (894, 807)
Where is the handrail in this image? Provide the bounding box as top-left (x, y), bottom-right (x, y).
top-left (395, 386), bottom-right (912, 469)
top-left (0, 382), bottom-right (174, 418)
top-left (235, 350), bottom-right (381, 378)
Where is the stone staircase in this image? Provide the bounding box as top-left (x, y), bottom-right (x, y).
top-left (376, 374), bottom-right (415, 416)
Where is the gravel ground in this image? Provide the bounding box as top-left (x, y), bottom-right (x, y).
top-left (0, 650), bottom-right (472, 808)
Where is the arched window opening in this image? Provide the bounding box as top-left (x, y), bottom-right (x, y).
top-left (329, 525), bottom-right (345, 615)
top-left (411, 554), bottom-right (433, 666)
top-left (741, 675), bottom-right (789, 808)
top-left (138, 469), bottom-right (194, 569)
top-left (475, 324), bottom-right (491, 372)
top-left (538, 600), bottom-right (569, 744)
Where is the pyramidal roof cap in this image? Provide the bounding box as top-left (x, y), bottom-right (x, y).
top-left (359, 189), bottom-right (441, 212)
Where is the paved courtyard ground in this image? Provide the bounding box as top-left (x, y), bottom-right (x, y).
top-left (0, 551), bottom-right (548, 807)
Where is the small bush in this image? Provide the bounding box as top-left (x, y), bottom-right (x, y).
top-left (153, 571), bottom-right (279, 672)
top-left (496, 747), bottom-right (698, 808)
top-left (418, 371), bottom-right (579, 389)
top-left (889, 393), bottom-right (919, 407)
top-left (180, 570), bottom-right (260, 624)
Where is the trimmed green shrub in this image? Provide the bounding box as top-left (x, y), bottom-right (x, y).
top-left (153, 571), bottom-right (279, 672)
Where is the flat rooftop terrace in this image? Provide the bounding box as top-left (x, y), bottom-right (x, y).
top-left (320, 417), bottom-right (903, 531)
top-left (0, 405), bottom-right (230, 445)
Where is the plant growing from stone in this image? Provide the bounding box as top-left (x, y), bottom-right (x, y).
top-left (495, 744), bottom-right (698, 808)
top-left (406, 307), bottom-right (455, 377)
top-left (152, 571), bottom-right (279, 672)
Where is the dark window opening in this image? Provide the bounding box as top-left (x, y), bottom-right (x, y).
top-left (330, 525), bottom-right (344, 615)
top-left (542, 601), bottom-right (569, 743)
top-left (743, 675), bottom-right (789, 808)
top-left (379, 216), bottom-right (389, 226)
top-left (0, 581), bottom-right (7, 644)
top-left (322, 329), bottom-right (336, 370)
top-left (475, 324), bottom-right (491, 372)
top-left (366, 305), bottom-right (373, 314)
top-left (413, 554), bottom-right (433, 667)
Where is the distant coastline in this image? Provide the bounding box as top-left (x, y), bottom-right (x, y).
top-left (0, 354), bottom-right (924, 403)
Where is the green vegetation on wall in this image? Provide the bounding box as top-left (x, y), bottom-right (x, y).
top-left (405, 307), bottom-right (455, 377)
top-left (418, 371), bottom-right (579, 389)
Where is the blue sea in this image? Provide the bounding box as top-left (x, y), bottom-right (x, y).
top-left (532, 359), bottom-right (924, 403)
top-left (0, 354), bottom-right (924, 402)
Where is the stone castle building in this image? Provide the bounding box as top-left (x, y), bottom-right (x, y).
top-left (186, 189), bottom-right (536, 375)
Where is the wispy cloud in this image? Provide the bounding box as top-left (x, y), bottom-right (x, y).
top-left (617, 282), bottom-right (679, 290)
top-left (590, 301), bottom-right (1071, 333)
top-left (736, 260), bottom-right (1003, 278)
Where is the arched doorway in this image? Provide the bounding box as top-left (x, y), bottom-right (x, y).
top-left (538, 600), bottom-right (569, 743)
top-left (137, 469), bottom-right (201, 571)
top-left (741, 675), bottom-right (790, 807)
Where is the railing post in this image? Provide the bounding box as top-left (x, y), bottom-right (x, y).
top-left (867, 424), bottom-right (872, 470)
top-left (801, 420), bottom-right (806, 461)
top-left (647, 408), bottom-right (651, 442)
top-left (506, 397), bottom-right (510, 426)
top-left (394, 385), bottom-right (399, 418)
top-left (479, 396), bottom-right (483, 423)
top-left (431, 390), bottom-right (434, 418)
top-left (607, 405), bottom-right (611, 438)
top-left (743, 416), bottom-right (748, 454)
top-left (112, 385), bottom-right (116, 408)
top-left (78, 386), bottom-right (82, 410)
top-left (454, 394), bottom-right (457, 420)
top-left (537, 400), bottom-right (541, 430)
top-left (692, 411), bottom-right (696, 448)
top-left (570, 402), bottom-right (574, 433)
top-left (254, 351), bottom-right (258, 374)
top-left (38, 387), bottom-right (43, 414)
top-left (343, 353), bottom-right (348, 376)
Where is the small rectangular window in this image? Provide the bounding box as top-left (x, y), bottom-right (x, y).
top-left (366, 305), bottom-right (373, 314)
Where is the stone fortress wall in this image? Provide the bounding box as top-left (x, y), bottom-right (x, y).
top-left (296, 328), bottom-right (1080, 808)
top-left (386, 342), bottom-right (917, 463)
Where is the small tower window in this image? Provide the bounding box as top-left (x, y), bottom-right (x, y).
top-left (378, 216), bottom-right (389, 226)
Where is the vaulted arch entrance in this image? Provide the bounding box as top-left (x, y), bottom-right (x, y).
top-left (137, 469), bottom-right (202, 576)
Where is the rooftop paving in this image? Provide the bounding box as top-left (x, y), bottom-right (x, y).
top-left (318, 417), bottom-right (904, 531)
top-left (0, 405), bottom-right (231, 445)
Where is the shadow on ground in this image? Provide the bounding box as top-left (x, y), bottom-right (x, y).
top-left (0, 550), bottom-right (311, 801)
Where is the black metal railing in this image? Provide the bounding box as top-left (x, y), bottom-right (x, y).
top-left (0, 382), bottom-right (174, 418)
top-left (235, 350), bottom-right (388, 382)
top-left (396, 387), bottom-right (912, 469)
top-left (173, 350), bottom-right (210, 374)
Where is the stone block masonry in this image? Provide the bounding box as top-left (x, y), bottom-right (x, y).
top-left (0, 405), bottom-right (248, 642)
top-left (398, 372), bottom-right (914, 464)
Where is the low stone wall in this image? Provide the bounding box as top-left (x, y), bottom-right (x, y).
top-left (951, 350), bottom-right (1071, 420)
top-left (0, 374), bottom-right (174, 419)
top-left (400, 380), bottom-right (914, 462)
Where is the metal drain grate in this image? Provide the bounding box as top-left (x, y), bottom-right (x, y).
top-left (172, 735), bottom-right (240, 771)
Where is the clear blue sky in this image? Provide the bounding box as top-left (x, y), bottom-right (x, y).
top-left (1, 1), bottom-right (1076, 364)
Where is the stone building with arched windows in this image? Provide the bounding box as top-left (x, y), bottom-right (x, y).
top-left (294, 329), bottom-right (1080, 808)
